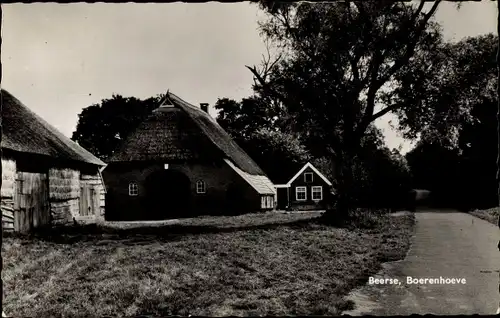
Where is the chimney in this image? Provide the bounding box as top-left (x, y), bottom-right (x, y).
top-left (200, 103), bottom-right (209, 113)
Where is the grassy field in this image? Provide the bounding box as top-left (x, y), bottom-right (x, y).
top-left (3, 210), bottom-right (415, 317)
top-left (469, 207), bottom-right (499, 225)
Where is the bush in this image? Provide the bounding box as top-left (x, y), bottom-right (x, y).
top-left (322, 208), bottom-right (389, 230)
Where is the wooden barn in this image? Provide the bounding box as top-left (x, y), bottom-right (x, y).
top-left (102, 91), bottom-right (276, 221)
top-left (1, 89), bottom-right (106, 233)
top-left (274, 162), bottom-right (335, 211)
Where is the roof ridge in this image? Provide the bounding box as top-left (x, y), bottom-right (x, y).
top-left (109, 90), bottom-right (270, 177)
top-left (1, 89), bottom-right (105, 166)
top-left (166, 92), bottom-right (271, 176)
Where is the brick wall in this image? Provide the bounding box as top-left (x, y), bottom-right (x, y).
top-left (102, 160), bottom-right (260, 220)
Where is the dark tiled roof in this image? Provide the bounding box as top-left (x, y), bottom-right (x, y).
top-left (1, 89), bottom-right (105, 166)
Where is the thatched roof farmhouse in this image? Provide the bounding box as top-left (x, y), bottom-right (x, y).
top-left (1, 89), bottom-right (106, 232)
top-left (102, 91), bottom-right (276, 221)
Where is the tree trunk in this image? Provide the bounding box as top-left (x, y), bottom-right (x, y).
top-left (322, 149), bottom-right (354, 223)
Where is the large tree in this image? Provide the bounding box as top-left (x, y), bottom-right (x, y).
top-left (403, 33), bottom-right (498, 210)
top-left (405, 139), bottom-right (461, 207)
top-left (214, 97), bottom-right (312, 183)
top-left (392, 33), bottom-right (498, 144)
top-left (215, 95), bottom-right (411, 209)
top-left (72, 94), bottom-right (164, 161)
top-left (246, 1), bottom-right (448, 219)
top-left (457, 99), bottom-right (498, 209)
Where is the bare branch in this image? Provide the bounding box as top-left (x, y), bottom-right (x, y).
top-left (245, 63), bottom-right (286, 106)
top-left (375, 0), bottom-right (441, 89)
top-left (354, 0), bottom-right (441, 137)
top-left (345, 2), bottom-right (363, 87)
top-left (248, 39), bottom-right (283, 86)
top-left (371, 104), bottom-right (401, 121)
top-left (357, 10), bottom-right (391, 133)
top-left (411, 0), bottom-right (426, 23)
top-left (353, 2), bottom-right (367, 19)
top-left (246, 65), bottom-right (266, 87)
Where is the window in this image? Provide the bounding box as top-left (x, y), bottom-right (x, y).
top-left (266, 196), bottom-right (273, 208)
top-left (261, 196), bottom-right (274, 209)
top-left (128, 183), bottom-right (138, 196)
top-left (312, 186), bottom-right (323, 201)
top-left (196, 180), bottom-right (206, 194)
top-left (296, 186), bottom-right (307, 201)
top-left (304, 172), bottom-right (314, 183)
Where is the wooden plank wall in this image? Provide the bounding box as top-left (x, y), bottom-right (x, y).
top-left (3, 163), bottom-right (106, 231)
top-left (81, 173), bottom-right (105, 220)
top-left (14, 172), bottom-right (50, 233)
top-left (78, 183), bottom-right (99, 218)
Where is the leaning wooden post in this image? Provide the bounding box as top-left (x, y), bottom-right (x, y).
top-left (497, 0), bottom-right (500, 234)
top-left (496, 0), bottom-right (500, 314)
top-left (0, 4), bottom-right (4, 317)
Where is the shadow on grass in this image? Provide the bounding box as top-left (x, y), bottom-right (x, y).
top-left (5, 215), bottom-right (329, 245)
top-left (4, 208), bottom-right (395, 245)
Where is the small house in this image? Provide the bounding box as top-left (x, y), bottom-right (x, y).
top-left (274, 162), bottom-right (334, 211)
top-left (102, 91), bottom-right (276, 221)
top-left (1, 89), bottom-right (106, 233)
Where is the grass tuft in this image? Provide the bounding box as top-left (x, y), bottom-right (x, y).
top-left (469, 207), bottom-right (499, 225)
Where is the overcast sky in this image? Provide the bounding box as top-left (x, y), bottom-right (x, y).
top-left (2, 2), bottom-right (498, 154)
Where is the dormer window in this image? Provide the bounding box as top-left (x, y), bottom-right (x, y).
top-left (129, 183), bottom-right (139, 196)
top-left (160, 97), bottom-right (175, 108)
top-left (196, 180), bottom-right (206, 194)
top-left (304, 172), bottom-right (313, 183)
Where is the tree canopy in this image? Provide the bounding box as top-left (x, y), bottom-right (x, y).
top-left (72, 94), bottom-right (164, 161)
top-left (214, 95), bottom-right (411, 209)
top-left (244, 1), bottom-right (447, 216)
top-left (404, 33), bottom-right (499, 210)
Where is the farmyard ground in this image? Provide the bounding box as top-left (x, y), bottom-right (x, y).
top-left (3, 210), bottom-right (414, 317)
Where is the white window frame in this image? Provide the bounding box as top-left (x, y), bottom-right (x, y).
top-left (312, 186), bottom-right (323, 201)
top-left (196, 180), bottom-right (206, 194)
top-left (296, 186), bottom-right (307, 201)
top-left (128, 183), bottom-right (139, 196)
top-left (304, 172), bottom-right (314, 183)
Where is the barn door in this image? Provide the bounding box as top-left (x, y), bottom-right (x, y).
top-left (14, 172), bottom-right (50, 233)
top-left (79, 183), bottom-right (99, 217)
top-left (80, 185), bottom-right (88, 216)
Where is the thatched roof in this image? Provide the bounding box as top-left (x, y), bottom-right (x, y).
top-left (224, 159), bottom-right (275, 195)
top-left (1, 89), bottom-right (105, 166)
top-left (109, 91), bottom-right (266, 176)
